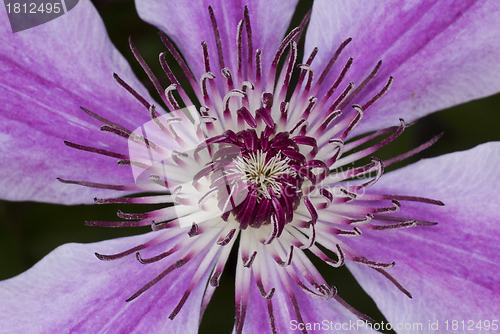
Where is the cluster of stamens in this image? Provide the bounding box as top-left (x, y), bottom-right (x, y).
top-left (232, 151), bottom-right (294, 199)
top-left (199, 127), bottom-right (322, 234)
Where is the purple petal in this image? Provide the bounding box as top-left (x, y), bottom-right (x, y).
top-left (0, 1), bottom-right (154, 204)
top-left (240, 255), bottom-right (378, 333)
top-left (135, 0), bottom-right (298, 81)
top-left (0, 232), bottom-right (207, 333)
top-left (346, 142), bottom-right (500, 328)
top-left (306, 0), bottom-right (500, 135)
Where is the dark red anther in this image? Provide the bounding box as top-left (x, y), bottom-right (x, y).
top-left (316, 37), bottom-right (353, 87)
top-left (303, 196), bottom-right (318, 225)
top-left (237, 107), bottom-right (257, 128)
top-left (217, 229), bottom-right (237, 246)
top-left (292, 135), bottom-right (317, 148)
top-left (243, 251), bottom-right (257, 267)
top-left (188, 223), bottom-right (199, 237)
top-left (275, 246), bottom-right (294, 267)
top-left (208, 6), bottom-right (225, 71)
top-left (256, 106), bottom-right (275, 128)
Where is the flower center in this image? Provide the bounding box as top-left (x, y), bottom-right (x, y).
top-left (202, 127), bottom-right (313, 234)
top-left (232, 151), bottom-right (295, 199)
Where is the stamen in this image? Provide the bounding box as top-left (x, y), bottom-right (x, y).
top-left (297, 64), bottom-right (314, 96)
top-left (332, 119), bottom-right (406, 167)
top-left (255, 49), bottom-right (262, 90)
top-left (126, 258), bottom-right (187, 302)
top-left (362, 75), bottom-right (394, 111)
top-left (334, 227), bottom-right (362, 237)
top-left (338, 105), bottom-right (364, 141)
top-left (257, 284), bottom-right (275, 299)
top-left (289, 119), bottom-right (308, 136)
top-left (165, 84), bottom-right (181, 110)
top-left (342, 122), bottom-right (401, 153)
top-left (223, 89), bottom-right (246, 111)
top-left (302, 223), bottom-right (316, 249)
top-left (113, 73), bottom-right (151, 110)
top-left (302, 96), bottom-right (318, 120)
top-left (159, 52), bottom-right (200, 105)
top-left (136, 246), bottom-right (177, 264)
top-left (315, 37), bottom-right (352, 89)
top-left (303, 196), bottom-right (318, 225)
top-left (278, 41), bottom-right (298, 102)
top-left (80, 106), bottom-right (133, 134)
top-left (279, 102), bottom-right (289, 127)
top-left (374, 268), bottom-right (413, 299)
top-left (169, 244), bottom-right (221, 320)
top-left (216, 228), bottom-right (237, 246)
top-left (314, 56), bottom-right (353, 115)
top-left (288, 292), bottom-right (307, 334)
top-left (200, 72), bottom-right (216, 101)
top-left (243, 6), bottom-right (254, 74)
top-left (364, 194), bottom-right (444, 206)
top-left (85, 219), bottom-right (152, 228)
top-left (201, 41), bottom-right (212, 73)
top-left (266, 27), bottom-right (301, 92)
top-left (264, 216), bottom-right (279, 244)
top-left (297, 47), bottom-right (318, 96)
top-left (256, 105), bottom-right (275, 129)
top-left (56, 178), bottom-right (137, 191)
top-left (334, 295), bottom-right (376, 323)
top-left (273, 245), bottom-right (294, 267)
top-left (94, 195), bottom-right (169, 205)
top-left (372, 200), bottom-right (401, 214)
top-left (237, 107), bottom-right (257, 128)
top-left (311, 244), bottom-right (345, 268)
top-left (129, 37), bottom-right (167, 106)
top-left (371, 220), bottom-right (417, 230)
top-left (188, 223), bottom-right (199, 237)
top-left (348, 157), bottom-right (384, 192)
top-left (327, 82), bottom-right (355, 117)
top-left (384, 132), bottom-right (444, 167)
top-left (372, 215), bottom-right (439, 226)
top-left (221, 67), bottom-right (234, 90)
top-left (352, 257), bottom-right (396, 269)
top-left (208, 6), bottom-right (226, 70)
top-left (243, 251), bottom-right (257, 267)
top-left (148, 104), bottom-right (169, 135)
top-left (317, 109), bottom-right (342, 134)
top-left (338, 60), bottom-right (383, 111)
top-left (63, 141), bottom-right (127, 159)
top-left (95, 244), bottom-right (147, 261)
top-left (236, 19), bottom-right (244, 81)
top-left (158, 31), bottom-right (198, 88)
top-left (349, 214), bottom-right (374, 226)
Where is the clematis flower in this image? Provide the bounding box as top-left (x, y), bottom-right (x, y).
top-left (1, 0), bottom-right (500, 333)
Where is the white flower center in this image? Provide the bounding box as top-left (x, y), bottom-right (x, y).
top-left (232, 151), bottom-right (295, 199)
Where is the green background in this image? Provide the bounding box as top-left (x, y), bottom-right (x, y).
top-left (1, 1), bottom-right (499, 333)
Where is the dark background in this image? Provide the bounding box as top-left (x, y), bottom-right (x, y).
top-left (1, 0), bottom-right (499, 333)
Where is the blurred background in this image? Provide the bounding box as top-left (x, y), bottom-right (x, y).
top-left (1, 0), bottom-right (499, 333)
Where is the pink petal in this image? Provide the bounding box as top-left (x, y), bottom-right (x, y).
top-left (135, 0), bottom-right (298, 82)
top-left (0, 1), bottom-right (154, 204)
top-left (0, 232), bottom-right (206, 333)
top-left (240, 254), bottom-right (378, 333)
top-left (346, 142), bottom-right (500, 329)
top-left (305, 0), bottom-right (500, 135)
